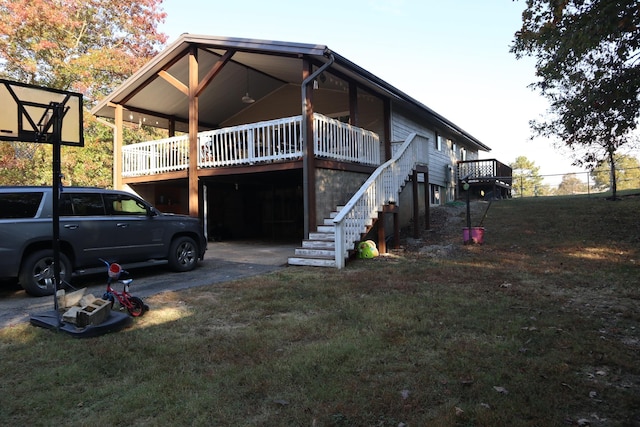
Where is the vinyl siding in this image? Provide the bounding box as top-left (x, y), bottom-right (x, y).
top-left (390, 105), bottom-right (480, 187)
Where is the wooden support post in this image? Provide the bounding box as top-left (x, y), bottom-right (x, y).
top-left (412, 170), bottom-right (419, 238)
top-left (392, 207), bottom-right (399, 249)
top-left (424, 170), bottom-right (430, 230)
top-left (114, 104), bottom-right (123, 190)
top-left (377, 209), bottom-right (386, 254)
top-left (379, 203), bottom-right (399, 253)
top-left (188, 46), bottom-right (199, 217)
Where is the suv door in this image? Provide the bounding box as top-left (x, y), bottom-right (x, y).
top-left (102, 193), bottom-right (167, 262)
top-left (60, 192), bottom-right (119, 267)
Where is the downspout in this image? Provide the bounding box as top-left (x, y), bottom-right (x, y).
top-left (301, 51), bottom-right (335, 237)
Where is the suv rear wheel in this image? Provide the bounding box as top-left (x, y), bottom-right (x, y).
top-left (19, 250), bottom-right (72, 297)
top-left (168, 236), bottom-right (198, 272)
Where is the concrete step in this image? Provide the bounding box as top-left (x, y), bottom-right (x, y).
top-left (287, 255), bottom-right (336, 267)
top-left (295, 247), bottom-right (335, 257)
top-left (308, 231), bottom-right (334, 241)
top-left (301, 240), bottom-right (335, 249)
top-left (317, 224), bottom-right (335, 233)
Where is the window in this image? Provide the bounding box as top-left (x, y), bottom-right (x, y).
top-left (0, 192), bottom-right (43, 219)
top-left (104, 194), bottom-right (148, 215)
top-left (430, 184), bottom-right (442, 205)
top-left (460, 147), bottom-right (467, 161)
top-left (436, 134), bottom-right (443, 151)
top-left (61, 193), bottom-right (105, 216)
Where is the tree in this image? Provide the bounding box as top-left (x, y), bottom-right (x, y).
top-left (591, 154), bottom-right (640, 191)
top-left (511, 0), bottom-right (640, 200)
top-left (510, 156), bottom-right (545, 197)
top-left (0, 0), bottom-right (167, 187)
top-left (0, 0), bottom-right (167, 103)
top-left (557, 174), bottom-right (588, 195)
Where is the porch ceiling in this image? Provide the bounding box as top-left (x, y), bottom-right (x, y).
top-left (92, 34), bottom-right (491, 152)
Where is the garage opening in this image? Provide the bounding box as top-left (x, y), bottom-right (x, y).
top-left (203, 169), bottom-right (303, 243)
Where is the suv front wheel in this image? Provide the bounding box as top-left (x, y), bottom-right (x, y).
top-left (19, 250), bottom-right (72, 297)
top-left (168, 236), bottom-right (199, 272)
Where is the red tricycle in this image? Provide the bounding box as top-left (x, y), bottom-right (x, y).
top-left (100, 259), bottom-right (148, 317)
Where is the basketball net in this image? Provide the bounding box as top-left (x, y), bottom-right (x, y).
top-left (7, 141), bottom-right (40, 160)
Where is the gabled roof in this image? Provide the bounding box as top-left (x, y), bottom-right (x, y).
top-left (91, 34), bottom-right (490, 152)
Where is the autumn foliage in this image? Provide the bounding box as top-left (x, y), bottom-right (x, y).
top-left (0, 0), bottom-right (168, 186)
top-left (0, 0), bottom-right (167, 103)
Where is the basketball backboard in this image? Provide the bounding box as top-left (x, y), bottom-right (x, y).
top-left (0, 79), bottom-right (83, 147)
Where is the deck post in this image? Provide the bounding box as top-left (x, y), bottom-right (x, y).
top-left (377, 209), bottom-right (386, 254)
top-left (114, 104), bottom-right (123, 190)
top-left (424, 169), bottom-right (430, 230)
top-left (188, 46), bottom-right (199, 217)
top-left (412, 169), bottom-right (419, 238)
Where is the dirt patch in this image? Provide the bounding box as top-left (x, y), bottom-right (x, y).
top-left (398, 200), bottom-right (489, 255)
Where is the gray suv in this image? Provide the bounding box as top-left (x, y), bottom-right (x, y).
top-left (0, 186), bottom-right (207, 296)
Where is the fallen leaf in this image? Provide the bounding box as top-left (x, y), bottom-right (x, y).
top-left (493, 386), bottom-right (509, 394)
top-left (455, 406), bottom-right (464, 416)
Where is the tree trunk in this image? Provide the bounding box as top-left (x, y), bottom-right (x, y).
top-left (608, 149), bottom-right (617, 200)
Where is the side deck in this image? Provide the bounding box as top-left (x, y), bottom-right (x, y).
top-left (457, 159), bottom-right (513, 198)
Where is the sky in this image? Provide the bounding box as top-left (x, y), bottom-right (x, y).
top-left (157, 0), bottom-right (587, 180)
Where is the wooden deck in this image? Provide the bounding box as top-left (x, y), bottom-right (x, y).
top-left (121, 113), bottom-right (380, 178)
top-left (457, 159), bottom-right (513, 198)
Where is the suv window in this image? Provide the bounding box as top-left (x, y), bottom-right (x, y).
top-left (0, 192), bottom-right (44, 219)
top-left (104, 194), bottom-right (148, 215)
top-left (61, 193), bottom-right (106, 216)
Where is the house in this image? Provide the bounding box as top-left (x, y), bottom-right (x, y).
top-left (91, 34), bottom-right (511, 268)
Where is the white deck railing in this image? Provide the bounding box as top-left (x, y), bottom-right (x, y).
top-left (333, 133), bottom-right (430, 268)
top-left (121, 114), bottom-right (379, 177)
top-left (314, 114), bottom-right (380, 165)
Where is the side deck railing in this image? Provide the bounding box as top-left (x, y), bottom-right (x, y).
top-left (121, 114), bottom-right (380, 177)
top-left (457, 159), bottom-right (513, 187)
top-left (333, 133), bottom-right (430, 268)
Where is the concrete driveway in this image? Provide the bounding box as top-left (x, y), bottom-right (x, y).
top-left (0, 240), bottom-right (296, 328)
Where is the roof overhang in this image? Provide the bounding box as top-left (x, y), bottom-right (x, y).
top-left (91, 34), bottom-right (490, 152)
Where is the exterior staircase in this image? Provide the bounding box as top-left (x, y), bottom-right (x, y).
top-left (288, 132), bottom-right (430, 269)
top-left (287, 208), bottom-right (343, 267)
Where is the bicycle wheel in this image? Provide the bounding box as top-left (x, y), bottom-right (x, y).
top-left (127, 296), bottom-right (146, 317)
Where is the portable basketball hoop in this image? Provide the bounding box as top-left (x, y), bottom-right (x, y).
top-left (0, 79), bottom-right (84, 333)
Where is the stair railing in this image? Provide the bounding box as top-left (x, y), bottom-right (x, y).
top-left (333, 132), bottom-right (429, 268)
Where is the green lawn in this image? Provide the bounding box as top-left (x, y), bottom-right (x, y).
top-left (1, 193), bottom-right (639, 426)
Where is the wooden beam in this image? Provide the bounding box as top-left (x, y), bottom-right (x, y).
top-left (412, 170), bottom-right (419, 238)
top-left (383, 99), bottom-right (391, 161)
top-left (114, 104), bottom-right (123, 190)
top-left (424, 170), bottom-right (430, 230)
top-left (158, 70), bottom-right (189, 96)
top-left (188, 46), bottom-right (199, 218)
top-left (119, 46), bottom-right (191, 105)
top-left (196, 49), bottom-right (235, 97)
top-left (349, 81), bottom-right (358, 126)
